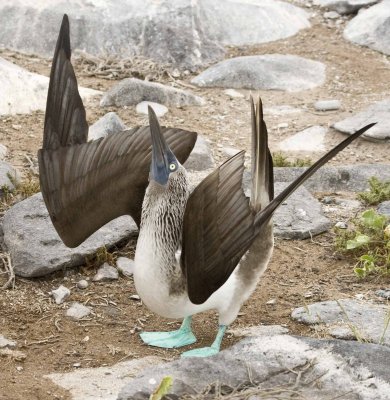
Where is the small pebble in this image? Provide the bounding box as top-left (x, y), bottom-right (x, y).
top-left (66, 302), bottom-right (92, 320)
top-left (335, 221), bottom-right (347, 229)
top-left (266, 299), bottom-right (277, 305)
top-left (77, 279), bottom-right (89, 290)
top-left (73, 363), bottom-right (81, 368)
top-left (277, 123), bottom-right (289, 129)
top-left (314, 100), bottom-right (341, 111)
top-left (130, 295), bottom-right (141, 301)
top-left (324, 11), bottom-right (340, 19)
top-left (50, 285), bottom-right (70, 305)
top-left (93, 263), bottom-right (119, 282)
top-left (16, 366), bottom-right (23, 372)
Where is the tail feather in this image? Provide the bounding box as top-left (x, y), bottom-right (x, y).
top-left (254, 122), bottom-right (377, 227)
top-left (250, 97), bottom-right (274, 213)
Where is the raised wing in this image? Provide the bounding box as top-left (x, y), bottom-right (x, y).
top-left (39, 15), bottom-right (197, 247)
top-left (180, 152), bottom-right (255, 304)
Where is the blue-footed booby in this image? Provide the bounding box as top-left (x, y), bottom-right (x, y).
top-left (134, 105), bottom-right (374, 357)
top-left (38, 15), bottom-right (197, 247)
top-left (39, 15), bottom-right (376, 359)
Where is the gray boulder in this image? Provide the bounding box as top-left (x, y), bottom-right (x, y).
top-left (183, 136), bottom-right (215, 171)
top-left (332, 99), bottom-right (390, 141)
top-left (0, 57), bottom-right (99, 116)
top-left (0, 1), bottom-right (310, 70)
top-left (118, 328), bottom-right (390, 400)
top-left (314, 0), bottom-right (379, 15)
top-left (273, 183), bottom-right (332, 239)
top-left (344, 2), bottom-right (390, 55)
top-left (88, 112), bottom-right (126, 141)
top-left (100, 78), bottom-right (204, 108)
top-left (2, 193), bottom-right (137, 277)
top-left (242, 179), bottom-right (332, 239)
top-left (272, 164), bottom-right (390, 192)
top-left (66, 302), bottom-right (92, 320)
top-left (292, 299), bottom-right (390, 346)
top-left (192, 55), bottom-right (326, 92)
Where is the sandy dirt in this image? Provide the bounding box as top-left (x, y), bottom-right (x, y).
top-left (0, 5), bottom-right (390, 400)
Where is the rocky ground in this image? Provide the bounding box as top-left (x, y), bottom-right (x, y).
top-left (0, 0), bottom-right (390, 399)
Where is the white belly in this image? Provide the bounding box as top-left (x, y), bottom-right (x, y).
top-left (134, 238), bottom-right (240, 320)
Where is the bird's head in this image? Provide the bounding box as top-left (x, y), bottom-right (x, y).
top-left (148, 106), bottom-right (182, 188)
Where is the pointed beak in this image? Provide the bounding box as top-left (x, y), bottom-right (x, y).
top-left (148, 106), bottom-right (174, 186)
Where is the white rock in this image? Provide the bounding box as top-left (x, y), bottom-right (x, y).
top-left (0, 1), bottom-right (310, 70)
top-left (116, 257), bottom-right (135, 277)
top-left (136, 101), bottom-right (168, 117)
top-left (66, 302), bottom-right (91, 320)
top-left (88, 112), bottom-right (126, 141)
top-left (183, 135), bottom-right (215, 171)
top-left (0, 57), bottom-right (100, 116)
top-left (344, 2), bottom-right (390, 55)
top-left (314, 100), bottom-right (341, 111)
top-left (324, 11), bottom-right (340, 19)
top-left (0, 335), bottom-right (16, 348)
top-left (192, 55), bottom-right (326, 92)
top-left (50, 285), bottom-right (71, 305)
top-left (77, 280), bottom-right (89, 290)
top-left (101, 78), bottom-right (204, 108)
top-left (224, 89), bottom-right (244, 98)
top-left (279, 126), bottom-right (327, 152)
top-left (93, 263), bottom-right (119, 282)
top-left (47, 356), bottom-right (163, 400)
top-left (335, 221), bottom-right (348, 229)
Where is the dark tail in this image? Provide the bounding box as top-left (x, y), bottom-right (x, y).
top-left (250, 97), bottom-right (274, 213)
top-left (254, 122), bottom-right (376, 227)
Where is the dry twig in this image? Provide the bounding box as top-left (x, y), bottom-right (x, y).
top-left (0, 252), bottom-right (15, 290)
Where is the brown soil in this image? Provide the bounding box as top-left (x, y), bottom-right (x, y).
top-left (0, 5), bottom-right (390, 400)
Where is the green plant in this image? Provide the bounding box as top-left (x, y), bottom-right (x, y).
top-left (272, 152), bottom-right (312, 168)
top-left (358, 177), bottom-right (390, 205)
top-left (85, 246), bottom-right (116, 268)
top-left (335, 209), bottom-right (390, 278)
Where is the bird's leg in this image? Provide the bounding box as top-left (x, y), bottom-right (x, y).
top-left (181, 324), bottom-right (227, 358)
top-left (140, 316), bottom-right (197, 348)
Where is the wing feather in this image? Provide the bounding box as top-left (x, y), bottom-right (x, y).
top-left (181, 152), bottom-right (255, 304)
top-left (39, 15), bottom-right (197, 247)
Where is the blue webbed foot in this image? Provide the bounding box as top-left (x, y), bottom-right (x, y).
top-left (140, 316), bottom-right (196, 349)
top-left (180, 324), bottom-right (227, 358)
top-left (181, 346), bottom-right (219, 358)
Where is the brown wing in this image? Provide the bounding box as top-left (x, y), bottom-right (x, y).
top-left (180, 152), bottom-right (255, 305)
top-left (39, 127), bottom-right (196, 247)
top-left (39, 15), bottom-right (197, 247)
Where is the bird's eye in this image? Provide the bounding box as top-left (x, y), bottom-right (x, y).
top-left (169, 163), bottom-right (176, 171)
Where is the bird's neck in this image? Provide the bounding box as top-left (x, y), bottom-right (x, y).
top-left (138, 170), bottom-right (189, 265)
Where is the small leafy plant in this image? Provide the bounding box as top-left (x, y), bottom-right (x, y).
top-left (335, 209), bottom-right (390, 278)
top-left (272, 152), bottom-right (312, 167)
top-left (358, 177), bottom-right (390, 205)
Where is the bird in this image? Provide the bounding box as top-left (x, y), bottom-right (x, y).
top-left (134, 104), bottom-right (374, 357)
top-left (39, 15), bottom-right (376, 359)
top-left (38, 14), bottom-right (197, 248)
